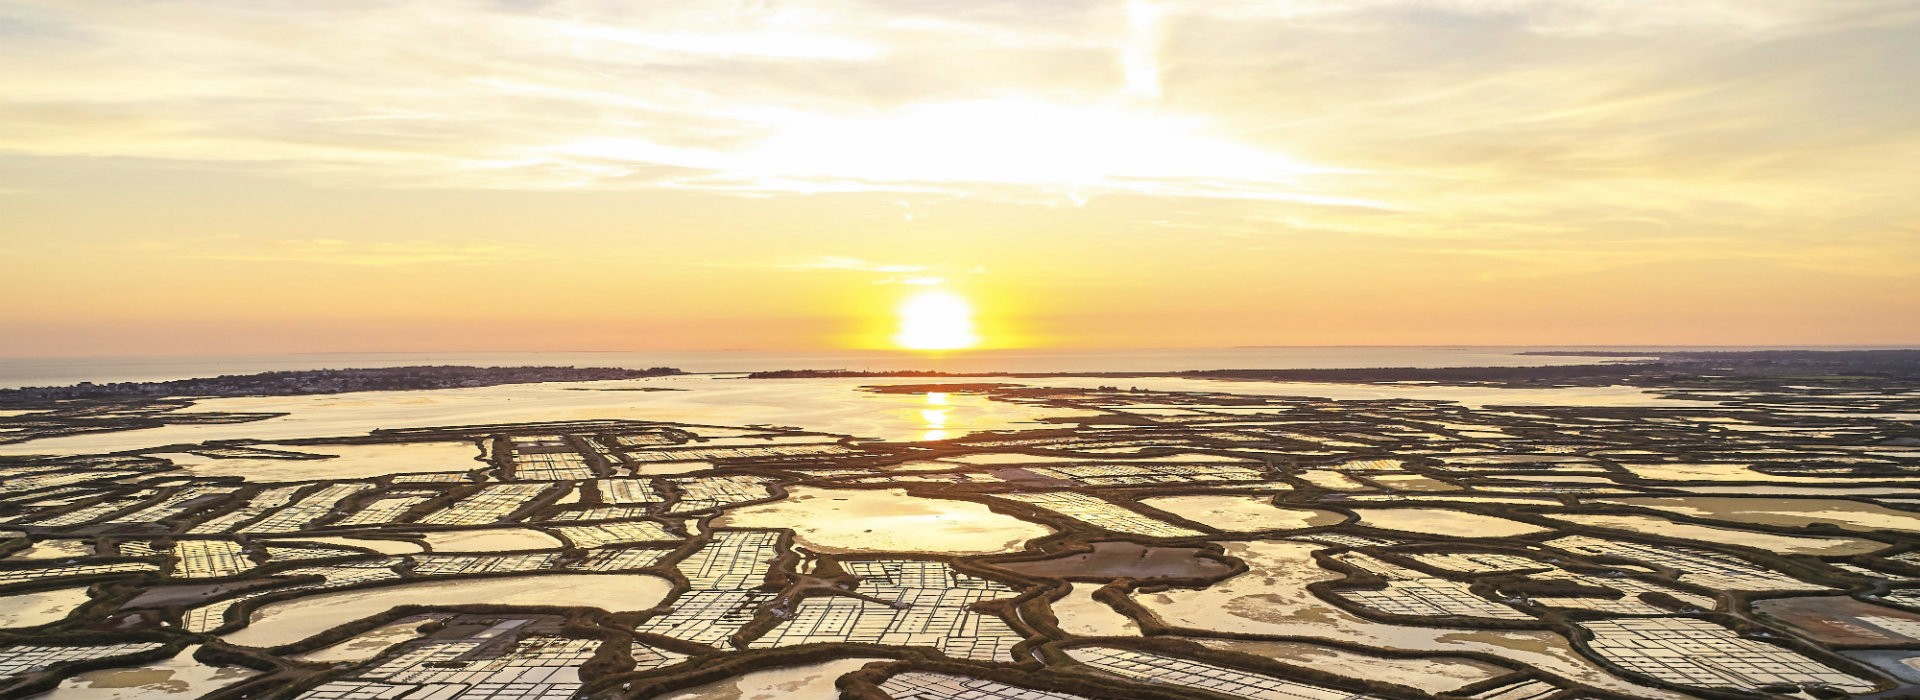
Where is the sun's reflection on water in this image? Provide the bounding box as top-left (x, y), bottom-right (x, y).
top-left (920, 391), bottom-right (951, 440)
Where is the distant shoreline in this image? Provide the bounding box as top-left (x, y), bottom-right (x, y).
top-left (745, 348), bottom-right (1920, 386)
top-left (10, 346), bottom-right (1904, 390)
top-left (0, 365), bottom-right (682, 407)
top-left (3, 349), bottom-right (1916, 408)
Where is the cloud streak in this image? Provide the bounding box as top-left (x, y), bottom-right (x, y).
top-left (123, 236), bottom-right (548, 267)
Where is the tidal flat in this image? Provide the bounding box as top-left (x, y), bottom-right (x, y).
top-left (221, 574), bottom-right (674, 648)
top-left (1600, 496), bottom-right (1920, 534)
top-left (26, 645), bottom-right (254, 700)
top-left (711, 486), bottom-right (1050, 555)
top-left (151, 441), bottom-right (484, 481)
top-left (2, 353), bottom-right (1918, 699)
top-left (1135, 495), bottom-right (1345, 532)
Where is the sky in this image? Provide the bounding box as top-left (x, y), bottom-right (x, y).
top-left (2, 0), bottom-right (1918, 356)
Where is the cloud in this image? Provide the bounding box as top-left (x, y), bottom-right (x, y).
top-left (127, 236), bottom-right (547, 267)
top-left (785, 256), bottom-right (926, 274)
top-left (0, 0), bottom-right (1915, 253)
top-left (749, 256), bottom-right (978, 286)
top-left (0, 0), bottom-right (1354, 204)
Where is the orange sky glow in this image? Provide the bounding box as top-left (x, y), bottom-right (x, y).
top-left (2, 1), bottom-right (1917, 356)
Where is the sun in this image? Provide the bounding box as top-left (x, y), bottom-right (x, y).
top-left (893, 289), bottom-right (980, 351)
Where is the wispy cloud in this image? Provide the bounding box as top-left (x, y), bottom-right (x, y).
top-left (1, 0), bottom-right (1916, 294)
top-left (784, 256), bottom-right (925, 274)
top-left (125, 236), bottom-right (547, 267)
top-left (0, 0), bottom-right (1363, 204)
top-left (725, 256), bottom-right (982, 286)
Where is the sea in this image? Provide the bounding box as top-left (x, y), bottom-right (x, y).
top-left (0, 345), bottom-right (1884, 390)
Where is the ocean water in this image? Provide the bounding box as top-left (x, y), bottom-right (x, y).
top-left (0, 346), bottom-right (1684, 389)
top-left (0, 374), bottom-right (1707, 457)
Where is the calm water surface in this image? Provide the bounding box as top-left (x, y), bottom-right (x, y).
top-left (1, 370), bottom-right (1713, 457)
top-left (0, 346), bottom-right (1676, 388)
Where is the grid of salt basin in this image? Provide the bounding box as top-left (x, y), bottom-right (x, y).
top-left (991, 492), bottom-right (1202, 538)
top-left (748, 560), bottom-right (1024, 661)
top-left (633, 530), bottom-right (783, 645)
top-left (416, 484), bottom-right (552, 526)
top-left (2, 379), bottom-right (1917, 699)
top-left (295, 618), bottom-right (605, 700)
